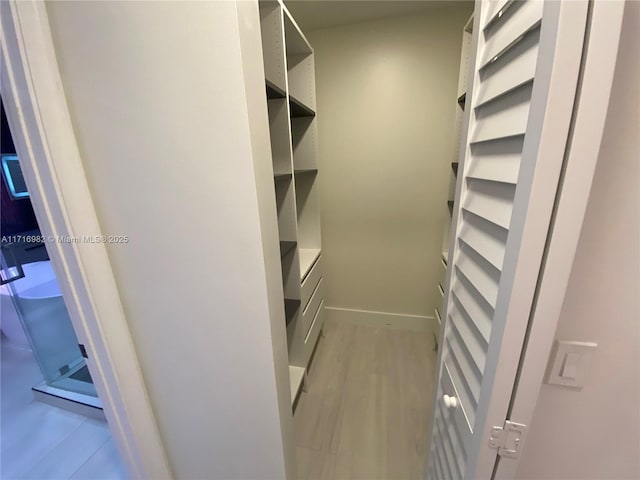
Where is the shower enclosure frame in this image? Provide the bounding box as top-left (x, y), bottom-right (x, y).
top-left (0, 2), bottom-right (172, 478)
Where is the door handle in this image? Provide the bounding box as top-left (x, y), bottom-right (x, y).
top-left (443, 394), bottom-right (458, 409)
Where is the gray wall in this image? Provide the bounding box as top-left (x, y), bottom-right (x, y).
top-left (516, 2), bottom-right (640, 477)
top-left (308, 5), bottom-right (472, 323)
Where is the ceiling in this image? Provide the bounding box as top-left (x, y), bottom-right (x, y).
top-left (285, 0), bottom-right (470, 32)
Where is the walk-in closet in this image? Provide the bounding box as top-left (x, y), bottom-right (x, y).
top-left (257, 0), bottom-right (589, 478)
top-left (258, 1), bottom-right (474, 477)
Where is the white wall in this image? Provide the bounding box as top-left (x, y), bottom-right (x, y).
top-left (307, 5), bottom-right (472, 325)
top-left (45, 2), bottom-right (293, 478)
top-left (516, 2), bottom-right (640, 478)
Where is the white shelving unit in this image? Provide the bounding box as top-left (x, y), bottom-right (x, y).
top-left (436, 14), bottom-right (474, 347)
top-left (259, 0), bottom-right (324, 408)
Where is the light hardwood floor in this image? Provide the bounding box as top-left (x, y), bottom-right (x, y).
top-left (294, 319), bottom-right (437, 480)
top-left (1, 340), bottom-right (127, 479)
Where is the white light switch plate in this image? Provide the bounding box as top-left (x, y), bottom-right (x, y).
top-left (546, 340), bottom-right (597, 388)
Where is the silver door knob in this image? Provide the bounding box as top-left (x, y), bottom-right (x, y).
top-left (443, 394), bottom-right (458, 409)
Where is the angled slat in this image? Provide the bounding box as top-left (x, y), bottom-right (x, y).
top-left (467, 135), bottom-right (523, 184)
top-left (459, 210), bottom-right (508, 270)
top-left (447, 331), bottom-right (481, 405)
top-left (430, 442), bottom-right (441, 480)
top-left (432, 444), bottom-right (445, 480)
top-left (441, 363), bottom-right (474, 447)
top-left (462, 178), bottom-right (516, 230)
top-left (445, 351), bottom-right (477, 428)
top-left (449, 301), bottom-right (487, 373)
top-left (483, 0), bottom-right (515, 31)
top-left (480, 0), bottom-right (543, 69)
top-left (476, 28), bottom-right (540, 107)
top-left (436, 413), bottom-right (463, 480)
top-left (471, 82), bottom-right (533, 144)
top-left (455, 242), bottom-right (501, 308)
top-left (438, 401), bottom-right (467, 478)
top-left (448, 315), bottom-right (484, 384)
top-left (427, 463), bottom-right (437, 480)
top-left (435, 438), bottom-right (452, 480)
top-left (451, 274), bottom-right (493, 344)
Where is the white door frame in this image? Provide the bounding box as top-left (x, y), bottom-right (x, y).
top-left (1, 2), bottom-right (172, 478)
top-left (493, 1), bottom-right (626, 477)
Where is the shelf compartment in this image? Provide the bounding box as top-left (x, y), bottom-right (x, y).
top-left (288, 365), bottom-right (305, 406)
top-left (448, 200), bottom-right (455, 214)
top-left (458, 92), bottom-right (467, 109)
top-left (294, 168), bottom-right (317, 175)
top-left (259, 4), bottom-right (287, 94)
top-left (284, 13), bottom-right (315, 113)
top-left (280, 240), bottom-right (297, 258)
top-left (283, 9), bottom-right (312, 55)
top-left (452, 162), bottom-right (459, 176)
top-left (287, 54), bottom-right (316, 113)
top-left (281, 247), bottom-right (300, 307)
top-left (299, 248), bottom-right (321, 281)
top-left (268, 98), bottom-right (293, 176)
top-left (295, 174), bottom-right (321, 263)
top-left (274, 172), bottom-right (292, 182)
top-left (289, 94), bottom-right (315, 118)
top-left (291, 116), bottom-right (318, 171)
top-left (266, 80), bottom-right (286, 99)
top-left (284, 298), bottom-right (301, 326)
top-left (275, 177), bottom-right (297, 241)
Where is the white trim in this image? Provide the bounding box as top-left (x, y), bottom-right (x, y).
top-left (325, 306), bottom-right (433, 333)
top-left (493, 2), bottom-right (626, 477)
top-left (0, 2), bottom-right (172, 478)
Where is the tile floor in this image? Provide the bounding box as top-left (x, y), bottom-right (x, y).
top-left (1, 339), bottom-right (127, 479)
top-left (294, 319), bottom-right (437, 479)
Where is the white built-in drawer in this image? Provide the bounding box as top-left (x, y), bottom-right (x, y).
top-left (301, 299), bottom-right (325, 366)
top-left (303, 278), bottom-right (324, 336)
top-left (305, 299), bottom-right (324, 346)
top-left (301, 255), bottom-right (322, 310)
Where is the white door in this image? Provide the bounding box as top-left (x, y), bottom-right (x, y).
top-left (427, 1), bottom-right (589, 479)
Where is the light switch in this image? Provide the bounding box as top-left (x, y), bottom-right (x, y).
top-left (560, 352), bottom-right (581, 379)
top-left (547, 340), bottom-right (597, 388)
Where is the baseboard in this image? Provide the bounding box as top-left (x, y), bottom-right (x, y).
top-left (325, 306), bottom-right (434, 333)
top-left (32, 382), bottom-right (106, 421)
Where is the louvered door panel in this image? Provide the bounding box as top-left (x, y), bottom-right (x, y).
top-left (466, 136), bottom-right (522, 184)
top-left (459, 211), bottom-right (508, 271)
top-left (475, 29), bottom-right (540, 107)
top-left (426, 0), bottom-right (581, 477)
top-left (479, 1), bottom-right (543, 69)
top-left (462, 179), bottom-right (515, 229)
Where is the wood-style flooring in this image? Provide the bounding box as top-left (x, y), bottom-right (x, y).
top-left (294, 319), bottom-right (437, 480)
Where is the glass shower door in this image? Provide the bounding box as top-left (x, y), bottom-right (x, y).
top-left (0, 241), bottom-right (97, 397)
